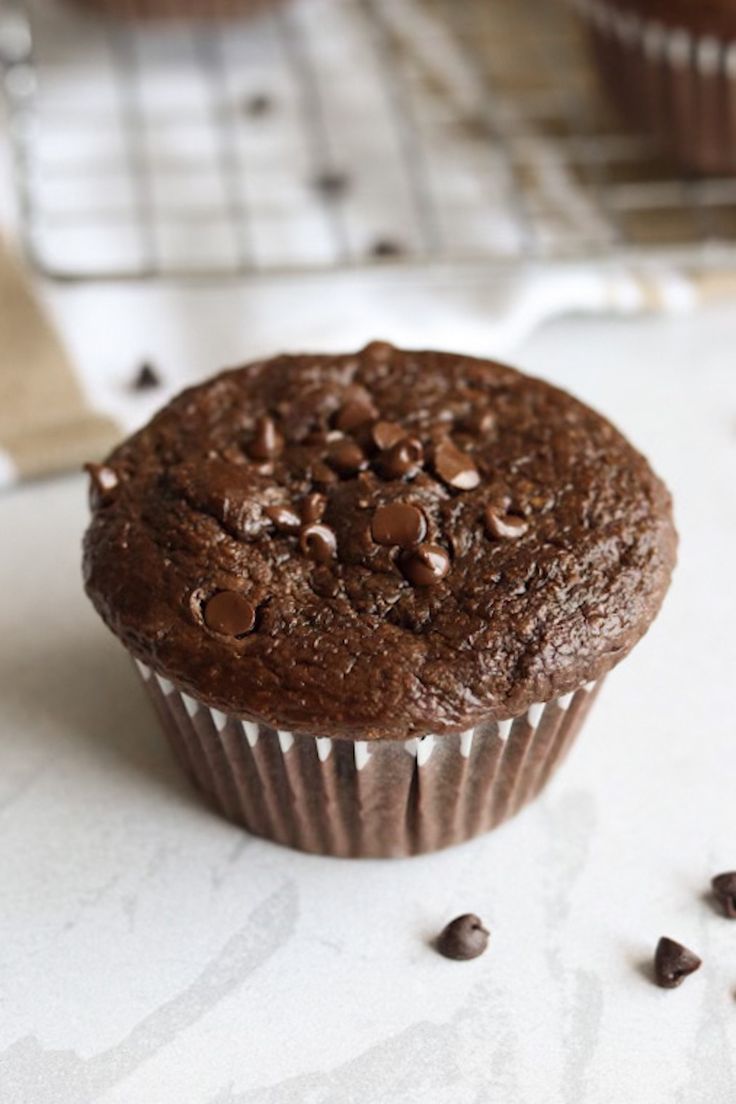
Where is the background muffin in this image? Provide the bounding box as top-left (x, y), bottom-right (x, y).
top-left (577, 0), bottom-right (736, 174)
top-left (83, 342), bottom-right (676, 857)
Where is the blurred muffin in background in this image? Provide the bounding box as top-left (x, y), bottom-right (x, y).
top-left (576, 0), bottom-right (736, 174)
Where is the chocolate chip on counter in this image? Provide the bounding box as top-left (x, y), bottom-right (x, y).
top-left (132, 362), bottom-right (161, 390)
top-left (463, 407), bottom-right (495, 436)
top-left (314, 169), bottom-right (350, 199)
top-left (301, 492), bottom-right (327, 524)
top-left (361, 340), bottom-right (395, 364)
top-left (265, 505), bottom-right (301, 533)
top-left (243, 92), bottom-right (273, 117)
top-left (85, 463), bottom-right (119, 506)
top-left (371, 420), bottom-right (406, 451)
top-left (327, 438), bottom-right (368, 477)
top-left (381, 437), bottom-right (424, 480)
top-left (370, 238), bottom-right (404, 258)
top-left (653, 937), bottom-right (702, 989)
top-left (300, 523), bottom-right (337, 563)
top-left (711, 873), bottom-right (736, 918)
top-left (484, 506), bottom-right (529, 540)
top-left (401, 543), bottom-right (450, 587)
top-left (247, 416), bottom-right (284, 461)
top-left (435, 914), bottom-right (490, 961)
top-left (433, 439), bottom-right (480, 491)
top-left (203, 591), bottom-right (256, 637)
top-left (334, 398), bottom-right (378, 434)
top-left (371, 503), bottom-right (427, 548)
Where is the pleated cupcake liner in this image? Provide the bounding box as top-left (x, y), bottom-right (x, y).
top-left (575, 0), bottom-right (736, 174)
top-left (135, 660), bottom-right (602, 858)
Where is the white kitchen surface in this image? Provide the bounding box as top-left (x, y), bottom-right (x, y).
top-left (2, 304), bottom-right (736, 1103)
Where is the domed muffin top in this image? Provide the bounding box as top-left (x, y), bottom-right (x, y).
top-left (83, 343), bottom-right (676, 740)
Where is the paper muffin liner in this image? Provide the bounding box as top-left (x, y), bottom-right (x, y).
top-left (575, 0), bottom-right (736, 174)
top-left (134, 660), bottom-right (602, 857)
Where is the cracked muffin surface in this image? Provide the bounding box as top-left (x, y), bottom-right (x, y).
top-left (83, 343), bottom-right (676, 740)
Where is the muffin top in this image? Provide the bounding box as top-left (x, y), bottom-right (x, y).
top-left (606, 0), bottom-right (736, 37)
top-left (83, 343), bottom-right (676, 741)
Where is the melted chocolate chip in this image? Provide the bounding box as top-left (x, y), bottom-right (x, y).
top-left (327, 438), bottom-right (368, 477)
top-left (654, 937), bottom-right (702, 989)
top-left (371, 420), bottom-right (406, 451)
top-left (435, 914), bottom-right (489, 960)
top-left (402, 543), bottom-right (450, 586)
top-left (301, 492), bottom-right (327, 523)
top-left (247, 416), bottom-right (284, 461)
top-left (334, 399), bottom-right (378, 433)
top-left (265, 505), bottom-right (301, 533)
top-left (433, 439), bottom-right (480, 490)
top-left (371, 503), bottom-right (426, 548)
top-left (300, 523), bottom-right (337, 563)
top-left (132, 362), bottom-right (161, 390)
top-left (484, 507), bottom-right (528, 540)
top-left (85, 463), bottom-right (119, 507)
top-left (381, 437), bottom-right (424, 480)
top-left (204, 591), bottom-right (256, 637)
top-left (712, 872), bottom-right (736, 918)
top-left (311, 460), bottom-right (338, 486)
top-left (463, 407), bottom-right (495, 436)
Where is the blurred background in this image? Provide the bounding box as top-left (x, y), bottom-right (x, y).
top-left (2, 3), bottom-right (736, 1103)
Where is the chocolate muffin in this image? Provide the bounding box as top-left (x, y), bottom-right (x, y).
top-left (576, 0), bottom-right (736, 173)
top-left (83, 343), bottom-right (676, 857)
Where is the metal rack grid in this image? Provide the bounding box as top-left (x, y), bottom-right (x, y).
top-left (3, 0), bottom-right (736, 281)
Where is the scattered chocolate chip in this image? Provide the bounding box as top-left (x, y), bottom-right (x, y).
top-left (484, 506), bottom-right (528, 540)
top-left (300, 523), bottom-right (337, 563)
top-left (327, 438), bottom-right (368, 477)
top-left (314, 169), bottom-right (350, 199)
top-left (371, 420), bottom-right (406, 451)
top-left (243, 92), bottom-right (273, 117)
top-left (361, 340), bottom-right (394, 363)
top-left (247, 416), bottom-right (284, 461)
top-left (132, 362), bottom-right (161, 390)
top-left (435, 914), bottom-right (489, 961)
top-left (463, 407), bottom-right (495, 436)
top-left (371, 502), bottom-right (427, 548)
top-left (334, 398), bottom-right (378, 433)
top-left (380, 436), bottom-right (424, 480)
top-left (653, 937), bottom-right (702, 989)
top-left (265, 505), bottom-right (301, 533)
top-left (311, 460), bottom-right (338, 486)
top-left (711, 872), bottom-right (736, 918)
top-left (85, 463), bottom-right (119, 506)
top-left (370, 237), bottom-right (404, 258)
top-left (401, 543), bottom-right (450, 586)
top-left (203, 591), bottom-right (256, 637)
top-left (433, 439), bottom-right (480, 491)
top-left (302, 429), bottom-right (330, 448)
top-left (301, 492), bottom-right (327, 524)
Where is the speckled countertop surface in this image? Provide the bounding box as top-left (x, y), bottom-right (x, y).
top-left (1, 307), bottom-right (736, 1103)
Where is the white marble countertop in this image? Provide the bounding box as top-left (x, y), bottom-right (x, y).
top-left (2, 304), bottom-right (736, 1104)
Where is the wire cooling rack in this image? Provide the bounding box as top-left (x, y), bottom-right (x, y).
top-left (3, 0), bottom-right (736, 281)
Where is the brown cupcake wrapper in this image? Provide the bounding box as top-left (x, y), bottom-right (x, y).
top-left (575, 0), bottom-right (736, 174)
top-left (136, 660), bottom-right (602, 858)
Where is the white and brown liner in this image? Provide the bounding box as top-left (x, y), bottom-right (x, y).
top-left (136, 661), bottom-right (602, 858)
top-left (575, 0), bottom-right (736, 174)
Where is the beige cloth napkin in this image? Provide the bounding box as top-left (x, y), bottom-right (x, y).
top-left (0, 238), bottom-right (120, 486)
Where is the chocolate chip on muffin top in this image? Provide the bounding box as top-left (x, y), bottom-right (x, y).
top-left (83, 343), bottom-right (676, 740)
